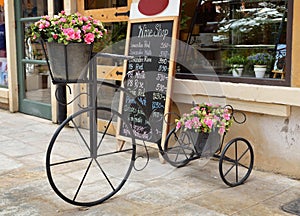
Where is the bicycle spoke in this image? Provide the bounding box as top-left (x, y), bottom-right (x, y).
top-left (235, 142), bottom-right (238, 182)
top-left (94, 158), bottom-right (115, 191)
top-left (50, 156), bottom-right (91, 166)
top-left (96, 147), bottom-right (133, 158)
top-left (71, 118), bottom-right (90, 151)
top-left (97, 115), bottom-right (114, 151)
top-left (73, 159), bottom-right (93, 201)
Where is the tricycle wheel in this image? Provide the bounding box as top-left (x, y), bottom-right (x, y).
top-left (219, 137), bottom-right (254, 187)
top-left (162, 128), bottom-right (194, 167)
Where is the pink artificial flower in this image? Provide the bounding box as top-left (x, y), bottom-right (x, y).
top-left (52, 34), bottom-right (58, 40)
top-left (39, 23), bottom-right (46, 29)
top-left (84, 33), bottom-right (95, 44)
top-left (82, 24), bottom-right (91, 32)
top-left (74, 30), bottom-right (81, 40)
top-left (93, 20), bottom-right (100, 25)
top-left (59, 17), bottom-right (67, 23)
top-left (61, 10), bottom-right (66, 15)
top-left (184, 120), bottom-right (193, 129)
top-left (63, 28), bottom-right (77, 40)
top-left (219, 127), bottom-right (225, 134)
top-left (44, 21), bottom-right (50, 28)
top-left (78, 16), bottom-right (84, 22)
top-left (42, 15), bottom-right (50, 20)
top-left (82, 16), bottom-right (89, 22)
top-left (204, 118), bottom-right (213, 128)
top-left (191, 110), bottom-right (197, 115)
top-left (223, 112), bottom-right (231, 120)
top-left (176, 121), bottom-right (181, 130)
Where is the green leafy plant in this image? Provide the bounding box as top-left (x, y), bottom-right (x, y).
top-left (27, 11), bottom-right (107, 45)
top-left (226, 55), bottom-right (248, 65)
top-left (175, 103), bottom-right (233, 135)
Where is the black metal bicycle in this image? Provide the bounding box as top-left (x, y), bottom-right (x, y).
top-left (43, 48), bottom-right (254, 207)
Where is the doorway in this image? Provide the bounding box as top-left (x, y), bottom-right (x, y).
top-left (14, 0), bottom-right (63, 120)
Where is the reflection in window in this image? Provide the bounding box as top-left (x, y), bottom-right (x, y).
top-left (178, 0), bottom-right (289, 82)
top-left (54, 0), bottom-right (64, 14)
top-left (22, 0), bottom-right (47, 17)
top-left (24, 23), bottom-right (46, 61)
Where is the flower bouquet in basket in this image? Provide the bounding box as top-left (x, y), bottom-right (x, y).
top-left (28, 10), bottom-right (107, 45)
top-left (175, 103), bottom-right (233, 155)
top-left (27, 11), bottom-right (107, 83)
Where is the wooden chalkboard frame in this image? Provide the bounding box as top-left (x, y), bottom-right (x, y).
top-left (117, 16), bottom-right (179, 148)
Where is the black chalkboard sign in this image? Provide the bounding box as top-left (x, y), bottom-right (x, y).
top-left (119, 20), bottom-right (175, 145)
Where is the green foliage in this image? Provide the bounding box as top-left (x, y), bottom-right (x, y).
top-left (226, 55), bottom-right (248, 65)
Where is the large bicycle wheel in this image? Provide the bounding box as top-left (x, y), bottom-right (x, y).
top-left (163, 128), bottom-right (195, 167)
top-left (46, 107), bottom-right (136, 206)
top-left (219, 137), bottom-right (254, 187)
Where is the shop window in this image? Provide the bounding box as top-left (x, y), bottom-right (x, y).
top-left (177, 0), bottom-right (291, 86)
top-left (84, 0), bottom-right (127, 9)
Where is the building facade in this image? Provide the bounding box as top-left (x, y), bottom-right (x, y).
top-left (0, 0), bottom-right (299, 178)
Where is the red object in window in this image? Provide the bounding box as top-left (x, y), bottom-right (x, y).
top-left (138, 0), bottom-right (169, 16)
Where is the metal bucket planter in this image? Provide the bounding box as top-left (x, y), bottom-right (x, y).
top-left (189, 129), bottom-right (221, 156)
top-left (46, 42), bottom-right (93, 83)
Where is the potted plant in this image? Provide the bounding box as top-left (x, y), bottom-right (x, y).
top-left (247, 52), bottom-right (273, 78)
top-left (226, 55), bottom-right (247, 77)
top-left (175, 103), bottom-right (233, 155)
top-left (27, 11), bottom-right (107, 83)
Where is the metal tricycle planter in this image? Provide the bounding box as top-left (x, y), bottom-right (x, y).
top-left (162, 104), bottom-right (254, 187)
top-left (44, 51), bottom-right (254, 206)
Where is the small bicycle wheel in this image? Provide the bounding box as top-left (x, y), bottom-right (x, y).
top-left (163, 128), bottom-right (195, 167)
top-left (46, 107), bottom-right (136, 206)
top-left (219, 137), bottom-right (254, 187)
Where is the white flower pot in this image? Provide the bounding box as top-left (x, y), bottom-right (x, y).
top-left (254, 65), bottom-right (267, 78)
top-left (231, 64), bottom-right (243, 77)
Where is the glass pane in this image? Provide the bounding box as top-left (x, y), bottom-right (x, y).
top-left (25, 63), bottom-right (51, 104)
top-left (178, 0), bottom-right (288, 80)
top-left (0, 58), bottom-right (7, 87)
top-left (23, 21), bottom-right (50, 104)
top-left (54, 0), bottom-right (64, 14)
top-left (84, 0), bottom-right (127, 10)
top-left (22, 0), bottom-right (48, 17)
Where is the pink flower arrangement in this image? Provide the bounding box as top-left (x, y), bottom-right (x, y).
top-left (28, 11), bottom-right (106, 45)
top-left (175, 103), bottom-right (233, 135)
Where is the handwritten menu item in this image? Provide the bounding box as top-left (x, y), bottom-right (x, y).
top-left (120, 21), bottom-right (173, 144)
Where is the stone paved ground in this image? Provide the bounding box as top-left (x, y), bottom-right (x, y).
top-left (0, 110), bottom-right (299, 216)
